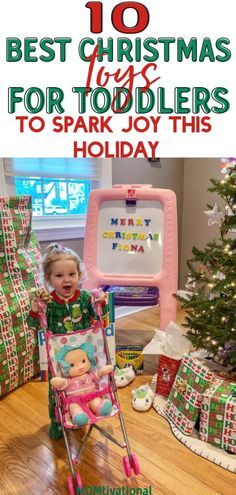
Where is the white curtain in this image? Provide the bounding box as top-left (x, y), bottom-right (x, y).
top-left (3, 158), bottom-right (101, 180)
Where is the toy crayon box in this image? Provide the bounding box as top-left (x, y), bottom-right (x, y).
top-left (116, 344), bottom-right (144, 374)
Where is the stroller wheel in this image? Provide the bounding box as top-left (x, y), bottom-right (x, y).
top-left (67, 473), bottom-right (83, 494)
top-left (123, 456), bottom-right (131, 478)
top-left (131, 453), bottom-right (140, 475)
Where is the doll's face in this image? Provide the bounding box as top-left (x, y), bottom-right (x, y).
top-left (65, 349), bottom-right (91, 378)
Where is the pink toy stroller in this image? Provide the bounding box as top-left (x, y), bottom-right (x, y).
top-left (45, 318), bottom-right (140, 494)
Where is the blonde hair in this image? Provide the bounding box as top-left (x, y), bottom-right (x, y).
top-left (42, 243), bottom-right (83, 282)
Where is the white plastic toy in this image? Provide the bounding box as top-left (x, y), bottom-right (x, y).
top-left (131, 384), bottom-right (154, 411)
top-left (114, 366), bottom-right (136, 387)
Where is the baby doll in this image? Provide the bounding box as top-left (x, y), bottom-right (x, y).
top-left (51, 342), bottom-right (113, 426)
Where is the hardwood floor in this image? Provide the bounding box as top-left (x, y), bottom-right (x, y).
top-left (0, 305), bottom-right (235, 495)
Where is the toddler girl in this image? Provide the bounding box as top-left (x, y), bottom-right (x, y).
top-left (27, 242), bottom-right (108, 439)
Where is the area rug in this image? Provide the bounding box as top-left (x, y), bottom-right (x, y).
top-left (151, 375), bottom-right (236, 473)
top-left (115, 305), bottom-right (155, 319)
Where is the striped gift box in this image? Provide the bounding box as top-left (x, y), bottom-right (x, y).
top-left (199, 379), bottom-right (236, 453)
top-left (164, 353), bottom-right (214, 435)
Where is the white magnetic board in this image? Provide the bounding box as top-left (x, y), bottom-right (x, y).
top-left (97, 200), bottom-right (164, 276)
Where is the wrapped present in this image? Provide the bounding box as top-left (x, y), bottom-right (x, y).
top-left (0, 196), bottom-right (41, 397)
top-left (164, 353), bottom-right (214, 435)
top-left (143, 321), bottom-right (191, 396)
top-left (156, 355), bottom-right (182, 397)
top-left (199, 379), bottom-right (236, 453)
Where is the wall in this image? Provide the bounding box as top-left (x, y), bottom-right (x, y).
top-left (40, 238), bottom-right (84, 259)
top-left (180, 158), bottom-right (222, 288)
top-left (112, 158), bottom-right (184, 191)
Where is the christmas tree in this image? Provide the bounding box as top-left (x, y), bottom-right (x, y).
top-left (177, 158), bottom-right (236, 367)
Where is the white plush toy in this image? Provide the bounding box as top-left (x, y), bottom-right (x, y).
top-left (131, 384), bottom-right (154, 411)
top-left (114, 366), bottom-right (136, 387)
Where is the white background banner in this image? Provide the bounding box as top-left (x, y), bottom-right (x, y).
top-left (0, 0), bottom-right (235, 157)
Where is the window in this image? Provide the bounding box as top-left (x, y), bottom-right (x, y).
top-left (1, 158), bottom-right (112, 240)
top-left (15, 177), bottom-right (90, 217)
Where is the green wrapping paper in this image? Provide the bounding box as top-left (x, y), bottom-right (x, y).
top-left (0, 196), bottom-right (41, 397)
top-left (199, 379), bottom-right (236, 452)
top-left (164, 353), bottom-right (214, 435)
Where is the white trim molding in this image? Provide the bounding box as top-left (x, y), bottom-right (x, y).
top-left (33, 216), bottom-right (86, 241)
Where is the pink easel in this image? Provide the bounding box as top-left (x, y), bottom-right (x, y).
top-left (83, 184), bottom-right (177, 331)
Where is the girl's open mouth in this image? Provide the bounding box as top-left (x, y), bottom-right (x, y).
top-left (63, 286), bottom-right (72, 292)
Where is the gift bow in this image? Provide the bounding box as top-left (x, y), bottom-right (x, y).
top-left (30, 288), bottom-right (53, 329)
top-left (176, 379), bottom-right (188, 395)
top-left (33, 288), bottom-right (53, 303)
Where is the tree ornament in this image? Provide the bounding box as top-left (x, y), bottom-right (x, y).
top-left (221, 157), bottom-right (236, 174)
top-left (185, 276), bottom-right (196, 290)
top-left (215, 271), bottom-right (226, 281)
top-left (177, 290), bottom-right (193, 300)
top-left (204, 203), bottom-right (224, 226)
